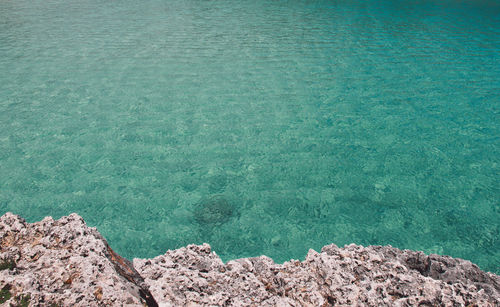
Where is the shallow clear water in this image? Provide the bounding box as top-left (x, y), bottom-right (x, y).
top-left (1, 0), bottom-right (499, 273)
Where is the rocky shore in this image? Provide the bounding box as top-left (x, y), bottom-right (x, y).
top-left (0, 213), bottom-right (498, 306)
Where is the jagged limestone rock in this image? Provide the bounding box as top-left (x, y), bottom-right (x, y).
top-left (134, 244), bottom-right (500, 306)
top-left (1, 212), bottom-right (499, 306)
top-left (0, 213), bottom-right (157, 307)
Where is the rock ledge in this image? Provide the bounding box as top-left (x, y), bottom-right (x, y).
top-left (1, 213), bottom-right (498, 306)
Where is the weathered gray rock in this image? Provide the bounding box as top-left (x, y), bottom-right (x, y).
top-left (134, 243), bottom-right (499, 306)
top-left (1, 212), bottom-right (499, 306)
top-left (0, 212), bottom-right (157, 307)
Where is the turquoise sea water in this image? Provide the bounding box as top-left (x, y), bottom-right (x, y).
top-left (0, 0), bottom-right (499, 273)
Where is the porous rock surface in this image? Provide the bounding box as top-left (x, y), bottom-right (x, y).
top-left (1, 213), bottom-right (499, 306)
top-left (135, 244), bottom-right (499, 306)
top-left (0, 213), bottom-right (156, 306)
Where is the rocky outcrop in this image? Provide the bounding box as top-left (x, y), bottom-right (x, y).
top-left (1, 213), bottom-right (499, 306)
top-left (0, 213), bottom-right (157, 306)
top-left (135, 244), bottom-right (499, 306)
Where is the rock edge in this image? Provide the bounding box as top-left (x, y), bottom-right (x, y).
top-left (1, 212), bottom-right (498, 306)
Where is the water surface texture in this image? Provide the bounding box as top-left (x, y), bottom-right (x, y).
top-left (1, 0), bottom-right (499, 273)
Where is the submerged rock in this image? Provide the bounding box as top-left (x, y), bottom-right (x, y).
top-left (193, 195), bottom-right (236, 227)
top-left (1, 212), bottom-right (499, 306)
